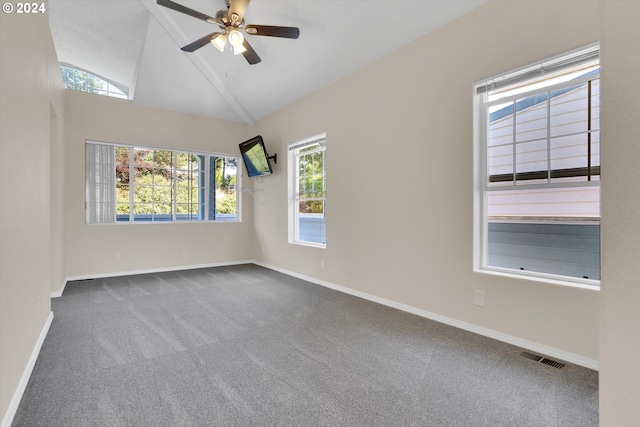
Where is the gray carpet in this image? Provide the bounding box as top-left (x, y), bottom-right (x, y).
top-left (12, 264), bottom-right (598, 426)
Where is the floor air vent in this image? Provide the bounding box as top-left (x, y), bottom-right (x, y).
top-left (519, 351), bottom-right (567, 370)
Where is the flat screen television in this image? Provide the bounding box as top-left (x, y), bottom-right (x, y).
top-left (239, 135), bottom-right (274, 177)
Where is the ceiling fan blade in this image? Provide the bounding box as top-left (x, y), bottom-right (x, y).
top-left (241, 39), bottom-right (261, 65)
top-left (157, 0), bottom-right (218, 24)
top-left (228, 0), bottom-right (250, 24)
top-left (245, 25), bottom-right (300, 39)
top-left (181, 32), bottom-right (220, 52)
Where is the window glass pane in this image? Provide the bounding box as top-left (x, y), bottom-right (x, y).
top-left (115, 147), bottom-right (130, 183)
top-left (488, 144), bottom-right (513, 186)
top-left (154, 185), bottom-right (173, 204)
top-left (299, 200), bottom-right (324, 215)
top-left (176, 187), bottom-right (196, 202)
top-left (312, 151), bottom-right (323, 169)
top-left (515, 94), bottom-right (548, 142)
top-left (154, 150), bottom-right (173, 170)
top-left (116, 202), bottom-right (129, 213)
top-left (176, 153), bottom-right (190, 170)
top-left (487, 187), bottom-right (600, 219)
top-left (215, 157), bottom-right (237, 218)
top-left (516, 139), bottom-right (547, 184)
top-left (550, 83), bottom-right (589, 137)
top-left (550, 134), bottom-right (588, 183)
top-left (116, 184), bottom-right (129, 204)
top-left (312, 174), bottom-right (325, 195)
top-left (590, 80), bottom-right (600, 131)
top-left (134, 148), bottom-right (152, 166)
top-left (133, 187), bottom-right (151, 205)
top-left (154, 204), bottom-right (172, 215)
top-left (488, 101), bottom-right (513, 147)
top-left (297, 200), bottom-right (325, 245)
top-left (176, 204), bottom-right (189, 214)
top-left (176, 172), bottom-right (195, 186)
top-left (133, 203), bottom-right (152, 215)
top-left (151, 169), bottom-right (170, 184)
top-left (298, 177), bottom-right (311, 197)
top-left (116, 203), bottom-right (129, 219)
top-left (298, 153), bottom-right (310, 176)
top-left (175, 151), bottom-right (203, 221)
top-left (590, 131), bottom-right (600, 169)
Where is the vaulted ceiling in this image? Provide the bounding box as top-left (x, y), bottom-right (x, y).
top-left (49, 0), bottom-right (487, 125)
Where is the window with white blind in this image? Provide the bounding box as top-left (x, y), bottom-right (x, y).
top-left (86, 141), bottom-right (239, 224)
top-left (474, 44), bottom-right (600, 286)
top-left (288, 133), bottom-right (326, 247)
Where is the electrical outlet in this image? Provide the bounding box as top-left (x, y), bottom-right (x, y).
top-left (182, 250), bottom-right (188, 258)
top-left (320, 258), bottom-right (325, 269)
top-left (262, 246), bottom-right (266, 254)
top-left (474, 290), bottom-right (485, 307)
top-left (114, 252), bottom-right (121, 261)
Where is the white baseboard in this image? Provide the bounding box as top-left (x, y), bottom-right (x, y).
top-left (51, 260), bottom-right (254, 298)
top-left (50, 280), bottom-right (67, 298)
top-left (1, 311), bottom-right (54, 427)
top-left (252, 261), bottom-right (599, 371)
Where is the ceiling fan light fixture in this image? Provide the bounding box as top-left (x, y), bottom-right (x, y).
top-left (227, 29), bottom-right (244, 47)
top-left (233, 43), bottom-right (247, 55)
top-left (210, 33), bottom-right (227, 52)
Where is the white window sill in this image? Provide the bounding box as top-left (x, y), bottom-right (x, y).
top-left (474, 266), bottom-right (600, 291)
top-left (289, 241), bottom-right (326, 249)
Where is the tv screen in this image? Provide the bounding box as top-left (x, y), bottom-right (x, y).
top-left (239, 135), bottom-right (273, 178)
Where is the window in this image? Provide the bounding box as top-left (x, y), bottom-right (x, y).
top-left (60, 65), bottom-right (127, 99)
top-left (86, 141), bottom-right (239, 223)
top-left (288, 133), bottom-right (326, 247)
top-left (474, 44), bottom-right (600, 286)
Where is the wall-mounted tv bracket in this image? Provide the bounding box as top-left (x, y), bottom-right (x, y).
top-left (267, 152), bottom-right (277, 164)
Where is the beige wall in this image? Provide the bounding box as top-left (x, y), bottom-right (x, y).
top-left (0, 0), bottom-right (64, 420)
top-left (62, 91), bottom-right (256, 283)
top-left (251, 0), bottom-right (601, 362)
top-left (599, 1), bottom-right (640, 424)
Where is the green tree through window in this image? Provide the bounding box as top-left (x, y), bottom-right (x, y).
top-left (60, 65), bottom-right (127, 99)
top-left (88, 142), bottom-right (238, 223)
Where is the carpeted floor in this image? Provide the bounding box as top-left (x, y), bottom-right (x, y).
top-left (12, 264), bottom-right (598, 426)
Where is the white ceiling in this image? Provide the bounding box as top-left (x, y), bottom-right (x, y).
top-left (49, 0), bottom-right (487, 125)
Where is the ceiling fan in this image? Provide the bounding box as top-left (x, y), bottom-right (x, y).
top-left (156, 0), bottom-right (300, 65)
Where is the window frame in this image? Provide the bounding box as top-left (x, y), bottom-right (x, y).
top-left (288, 132), bottom-right (327, 248)
top-left (473, 45), bottom-right (601, 289)
top-left (86, 141), bottom-right (240, 224)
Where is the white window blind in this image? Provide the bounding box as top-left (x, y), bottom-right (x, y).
top-left (476, 43), bottom-right (599, 95)
top-left (86, 143), bottom-right (116, 223)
